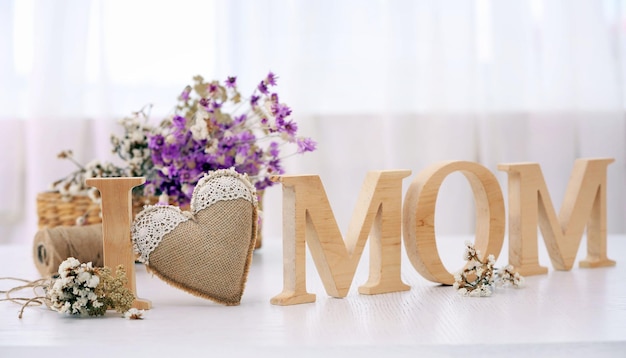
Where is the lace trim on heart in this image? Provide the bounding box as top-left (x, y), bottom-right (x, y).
top-left (131, 205), bottom-right (191, 264)
top-left (131, 168), bottom-right (257, 264)
top-left (190, 168), bottom-right (257, 212)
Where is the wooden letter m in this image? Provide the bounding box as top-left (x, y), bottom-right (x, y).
top-left (270, 170), bottom-right (411, 305)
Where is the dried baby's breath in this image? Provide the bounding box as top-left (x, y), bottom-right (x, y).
top-left (47, 258), bottom-right (136, 317)
top-left (454, 241), bottom-right (524, 297)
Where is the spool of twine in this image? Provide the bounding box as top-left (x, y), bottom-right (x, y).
top-left (32, 224), bottom-right (104, 277)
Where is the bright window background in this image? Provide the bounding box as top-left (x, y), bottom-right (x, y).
top-left (1, 0), bottom-right (625, 244)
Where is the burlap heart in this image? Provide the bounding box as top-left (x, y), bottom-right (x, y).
top-left (131, 169), bottom-right (258, 305)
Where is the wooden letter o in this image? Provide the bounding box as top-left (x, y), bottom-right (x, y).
top-left (402, 161), bottom-right (505, 285)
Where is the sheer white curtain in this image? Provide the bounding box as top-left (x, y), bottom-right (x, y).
top-left (1, 0), bottom-right (625, 244)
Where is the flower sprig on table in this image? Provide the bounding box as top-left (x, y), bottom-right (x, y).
top-left (1, 257), bottom-right (143, 319)
top-left (51, 72), bottom-right (316, 208)
top-left (48, 257), bottom-right (137, 317)
top-left (453, 241), bottom-right (524, 297)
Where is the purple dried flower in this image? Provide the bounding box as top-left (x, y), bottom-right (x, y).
top-left (208, 83), bottom-right (219, 95)
top-left (257, 81), bottom-right (268, 95)
top-left (199, 98), bottom-right (211, 110)
top-left (267, 158), bottom-right (284, 174)
top-left (272, 102), bottom-right (292, 119)
top-left (265, 72), bottom-right (277, 86)
top-left (268, 142), bottom-right (280, 158)
top-left (281, 121), bottom-right (298, 139)
top-left (233, 114), bottom-right (247, 126)
top-left (254, 177), bottom-right (274, 191)
top-left (148, 134), bottom-right (165, 150)
top-left (296, 137), bottom-right (317, 153)
top-left (178, 86), bottom-right (192, 101)
top-left (225, 76), bottom-right (237, 88)
top-left (250, 95), bottom-right (260, 107)
top-left (172, 115), bottom-right (186, 129)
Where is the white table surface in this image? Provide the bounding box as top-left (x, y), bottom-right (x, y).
top-left (1, 234), bottom-right (625, 357)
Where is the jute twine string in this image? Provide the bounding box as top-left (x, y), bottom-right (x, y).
top-left (0, 277), bottom-right (50, 318)
top-left (32, 224), bottom-right (103, 277)
top-left (0, 224), bottom-right (103, 318)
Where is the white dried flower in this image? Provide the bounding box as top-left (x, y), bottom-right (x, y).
top-left (58, 258), bottom-right (81, 276)
top-left (131, 131), bottom-right (144, 142)
top-left (49, 258), bottom-right (105, 316)
top-left (124, 308), bottom-right (145, 320)
top-left (75, 216), bottom-right (86, 226)
top-left (87, 187), bottom-right (101, 203)
top-left (158, 193), bottom-right (169, 205)
top-left (165, 134), bottom-right (176, 144)
top-left (204, 139), bottom-right (218, 154)
top-left (454, 242), bottom-right (524, 297)
top-left (77, 271), bottom-right (91, 284)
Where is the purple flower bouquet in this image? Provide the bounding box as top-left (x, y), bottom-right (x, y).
top-left (143, 73), bottom-right (316, 206)
top-left (50, 73), bottom-right (316, 247)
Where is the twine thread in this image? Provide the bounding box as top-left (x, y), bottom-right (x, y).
top-left (32, 224), bottom-right (103, 277)
top-left (0, 277), bottom-right (51, 318)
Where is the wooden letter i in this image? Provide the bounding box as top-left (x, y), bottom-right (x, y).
top-left (86, 177), bottom-right (151, 310)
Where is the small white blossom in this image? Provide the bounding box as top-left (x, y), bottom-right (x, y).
top-left (467, 259), bottom-right (479, 270)
top-left (77, 271), bottom-right (91, 284)
top-left (165, 134), bottom-right (176, 144)
top-left (454, 242), bottom-right (524, 297)
top-left (124, 308), bottom-right (145, 320)
top-left (87, 187), bottom-right (101, 203)
top-left (58, 258), bottom-right (80, 275)
top-left (87, 275), bottom-right (100, 288)
top-left (204, 139), bottom-right (218, 154)
top-left (131, 131), bottom-right (144, 142)
top-left (75, 216), bottom-right (86, 226)
top-left (68, 183), bottom-right (81, 196)
top-left (181, 183), bottom-right (193, 197)
top-left (158, 193), bottom-right (169, 205)
top-left (60, 302), bottom-right (71, 313)
top-left (478, 286), bottom-right (492, 297)
top-left (235, 153), bottom-right (246, 165)
top-left (190, 117), bottom-right (209, 141)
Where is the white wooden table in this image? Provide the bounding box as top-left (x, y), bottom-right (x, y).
top-left (1, 235), bottom-right (625, 357)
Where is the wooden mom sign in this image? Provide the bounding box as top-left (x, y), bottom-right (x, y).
top-left (270, 158), bottom-right (615, 306)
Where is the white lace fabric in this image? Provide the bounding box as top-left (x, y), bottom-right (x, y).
top-left (131, 168), bottom-right (257, 264)
top-left (190, 170), bottom-right (257, 212)
top-left (131, 206), bottom-right (191, 263)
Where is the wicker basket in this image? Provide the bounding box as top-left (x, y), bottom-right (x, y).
top-left (36, 192), bottom-right (157, 229)
top-left (37, 190), bottom-right (264, 248)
